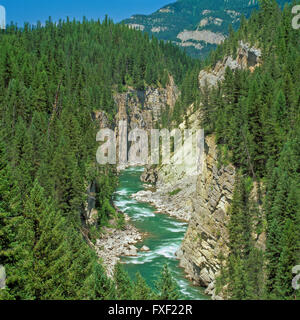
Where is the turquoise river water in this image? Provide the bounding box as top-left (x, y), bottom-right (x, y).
top-left (113, 167), bottom-right (208, 300)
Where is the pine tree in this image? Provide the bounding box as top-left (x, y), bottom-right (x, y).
top-left (155, 265), bottom-right (180, 300)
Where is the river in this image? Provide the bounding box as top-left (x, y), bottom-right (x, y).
top-left (113, 167), bottom-right (208, 300)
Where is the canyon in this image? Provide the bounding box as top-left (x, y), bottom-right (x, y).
top-left (91, 40), bottom-right (264, 299)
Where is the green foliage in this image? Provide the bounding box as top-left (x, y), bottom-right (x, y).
top-left (217, 176), bottom-right (265, 300)
top-left (133, 273), bottom-right (154, 300)
top-left (169, 188), bottom-right (182, 196)
top-left (114, 263), bottom-right (134, 300)
top-left (93, 263), bottom-right (116, 300)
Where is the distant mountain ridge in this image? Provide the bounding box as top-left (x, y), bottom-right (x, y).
top-left (122, 0), bottom-right (292, 57)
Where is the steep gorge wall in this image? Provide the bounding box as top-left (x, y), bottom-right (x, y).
top-left (115, 77), bottom-right (178, 131)
top-left (88, 80), bottom-right (179, 275)
top-left (176, 136), bottom-right (235, 299)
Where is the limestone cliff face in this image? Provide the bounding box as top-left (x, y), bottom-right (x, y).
top-left (176, 135), bottom-right (235, 299)
top-left (134, 106), bottom-right (202, 222)
top-left (114, 79), bottom-right (178, 170)
top-left (199, 41), bottom-right (261, 88)
top-left (138, 133), bottom-right (236, 297)
top-left (114, 77), bottom-right (179, 131)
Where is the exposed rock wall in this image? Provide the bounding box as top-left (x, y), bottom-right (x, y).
top-left (176, 136), bottom-right (236, 299)
top-left (171, 42), bottom-right (262, 298)
top-left (138, 134), bottom-right (236, 297)
top-left (114, 78), bottom-right (179, 131)
top-left (177, 30), bottom-right (226, 45)
top-left (0, 265), bottom-right (6, 290)
top-left (114, 79), bottom-right (178, 171)
top-left (133, 107), bottom-right (202, 222)
top-left (199, 41), bottom-right (261, 88)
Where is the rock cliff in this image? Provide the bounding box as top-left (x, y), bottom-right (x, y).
top-left (133, 106), bottom-right (202, 222)
top-left (114, 77), bottom-right (179, 131)
top-left (89, 80), bottom-right (179, 276)
top-left (176, 135), bottom-right (236, 299)
top-left (199, 41), bottom-right (262, 88)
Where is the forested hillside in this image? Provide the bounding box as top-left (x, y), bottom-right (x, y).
top-left (0, 17), bottom-right (192, 300)
top-left (162, 0), bottom-right (300, 299)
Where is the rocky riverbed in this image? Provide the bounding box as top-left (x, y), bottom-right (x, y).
top-left (95, 214), bottom-right (147, 277)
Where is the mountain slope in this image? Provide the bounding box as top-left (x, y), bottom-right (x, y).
top-left (122, 0), bottom-right (292, 57)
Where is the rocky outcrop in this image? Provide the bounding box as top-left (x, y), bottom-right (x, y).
top-left (132, 107), bottom-right (202, 222)
top-left (140, 245), bottom-right (150, 252)
top-left (199, 17), bottom-right (224, 27)
top-left (114, 78), bottom-right (178, 131)
top-left (176, 135), bottom-right (235, 299)
top-left (134, 133), bottom-right (236, 297)
top-left (199, 41), bottom-right (262, 88)
top-left (85, 181), bottom-right (97, 226)
top-left (93, 80), bottom-right (178, 275)
top-left (132, 186), bottom-right (194, 222)
top-left (114, 79), bottom-right (178, 171)
top-left (141, 166), bottom-right (158, 184)
top-left (177, 30), bottom-right (226, 45)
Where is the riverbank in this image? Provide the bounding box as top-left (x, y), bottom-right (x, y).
top-left (95, 215), bottom-right (144, 277)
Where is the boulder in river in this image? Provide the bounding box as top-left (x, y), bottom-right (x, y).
top-left (140, 245), bottom-right (150, 252)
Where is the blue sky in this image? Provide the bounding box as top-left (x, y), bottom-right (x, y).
top-left (0, 0), bottom-right (173, 27)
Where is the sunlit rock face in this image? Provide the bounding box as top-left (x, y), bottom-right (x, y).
top-left (176, 135), bottom-right (235, 299)
top-left (198, 41), bottom-right (262, 89)
top-left (144, 41), bottom-right (263, 299)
